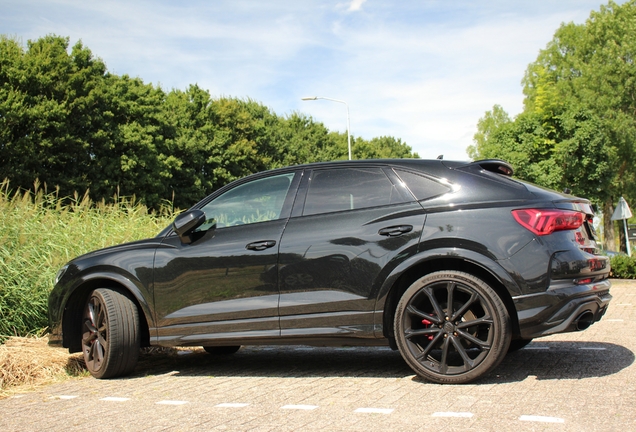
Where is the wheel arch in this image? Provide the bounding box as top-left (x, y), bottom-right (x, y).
top-left (62, 273), bottom-right (152, 353)
top-left (378, 249), bottom-right (521, 347)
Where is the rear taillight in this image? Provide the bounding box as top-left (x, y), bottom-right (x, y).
top-left (512, 209), bottom-right (584, 236)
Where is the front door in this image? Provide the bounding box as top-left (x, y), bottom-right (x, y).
top-left (153, 172), bottom-right (298, 345)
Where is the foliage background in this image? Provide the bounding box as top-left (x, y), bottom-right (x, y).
top-left (0, 35), bottom-right (418, 211)
top-left (0, 181), bottom-right (174, 341)
top-left (609, 255), bottom-right (636, 279)
top-left (468, 0), bottom-right (636, 252)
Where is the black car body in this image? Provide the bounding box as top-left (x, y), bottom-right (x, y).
top-left (49, 159), bottom-right (611, 383)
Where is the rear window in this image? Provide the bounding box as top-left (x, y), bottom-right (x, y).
top-left (394, 169), bottom-right (451, 201)
top-left (303, 167), bottom-right (407, 215)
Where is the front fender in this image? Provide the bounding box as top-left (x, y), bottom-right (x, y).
top-left (50, 265), bottom-right (155, 350)
top-left (72, 269), bottom-right (155, 328)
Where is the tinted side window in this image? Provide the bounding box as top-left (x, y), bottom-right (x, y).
top-left (394, 169), bottom-right (452, 201)
top-left (197, 173), bottom-right (295, 230)
top-left (303, 168), bottom-right (406, 216)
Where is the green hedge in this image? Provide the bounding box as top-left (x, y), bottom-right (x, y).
top-left (609, 254), bottom-right (636, 279)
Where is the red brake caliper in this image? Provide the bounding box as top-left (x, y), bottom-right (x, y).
top-left (422, 318), bottom-right (435, 340)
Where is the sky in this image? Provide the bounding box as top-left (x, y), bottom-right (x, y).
top-left (1, 0), bottom-right (621, 160)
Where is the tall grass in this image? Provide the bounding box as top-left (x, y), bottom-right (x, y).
top-left (0, 180), bottom-right (176, 342)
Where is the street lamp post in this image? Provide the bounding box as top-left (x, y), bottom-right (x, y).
top-left (301, 96), bottom-right (351, 160)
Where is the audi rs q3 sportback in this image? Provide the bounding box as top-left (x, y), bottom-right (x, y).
top-left (49, 159), bottom-right (611, 383)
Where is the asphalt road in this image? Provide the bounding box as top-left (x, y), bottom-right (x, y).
top-left (2, 281), bottom-right (635, 431)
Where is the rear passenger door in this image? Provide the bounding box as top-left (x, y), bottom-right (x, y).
top-left (277, 166), bottom-right (427, 337)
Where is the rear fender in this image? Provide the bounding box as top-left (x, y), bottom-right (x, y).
top-left (374, 247), bottom-right (522, 339)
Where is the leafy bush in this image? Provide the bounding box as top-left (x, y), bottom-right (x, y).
top-left (0, 180), bottom-right (175, 342)
top-left (609, 254), bottom-right (636, 279)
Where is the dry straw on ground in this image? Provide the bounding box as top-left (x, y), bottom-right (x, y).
top-left (0, 336), bottom-right (86, 398)
top-left (0, 337), bottom-right (187, 398)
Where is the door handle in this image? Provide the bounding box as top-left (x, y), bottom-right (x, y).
top-left (378, 225), bottom-right (413, 237)
top-left (246, 240), bottom-right (277, 251)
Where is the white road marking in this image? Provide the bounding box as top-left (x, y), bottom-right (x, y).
top-left (524, 346), bottom-right (550, 350)
top-left (432, 412), bottom-right (474, 418)
top-left (294, 347), bottom-right (314, 351)
top-left (355, 408), bottom-right (394, 414)
top-left (281, 404), bottom-right (318, 410)
top-left (100, 397), bottom-right (130, 402)
top-left (215, 403), bottom-right (250, 408)
top-left (578, 347), bottom-right (607, 351)
top-left (176, 350), bottom-right (193, 355)
top-left (157, 400), bottom-right (189, 405)
top-left (520, 415), bottom-right (565, 423)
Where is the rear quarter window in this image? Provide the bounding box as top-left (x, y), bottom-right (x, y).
top-left (394, 169), bottom-right (452, 201)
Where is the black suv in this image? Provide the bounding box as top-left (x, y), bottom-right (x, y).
top-left (49, 159), bottom-right (611, 383)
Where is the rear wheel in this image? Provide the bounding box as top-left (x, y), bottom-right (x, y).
top-left (81, 288), bottom-right (140, 379)
top-left (203, 346), bottom-right (241, 355)
top-left (394, 271), bottom-right (511, 384)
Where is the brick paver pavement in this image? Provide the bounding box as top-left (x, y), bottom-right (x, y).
top-left (1, 281), bottom-right (635, 431)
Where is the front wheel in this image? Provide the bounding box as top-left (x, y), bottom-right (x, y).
top-left (394, 271), bottom-right (511, 384)
top-left (81, 288), bottom-right (140, 379)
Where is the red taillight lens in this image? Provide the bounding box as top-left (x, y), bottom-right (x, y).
top-left (512, 209), bottom-right (584, 236)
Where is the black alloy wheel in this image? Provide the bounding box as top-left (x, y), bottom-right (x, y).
top-left (81, 288), bottom-right (140, 379)
top-left (394, 271), bottom-right (511, 384)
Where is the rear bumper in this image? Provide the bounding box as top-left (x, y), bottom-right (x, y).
top-left (513, 279), bottom-right (611, 339)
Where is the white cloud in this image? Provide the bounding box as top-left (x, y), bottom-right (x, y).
top-left (348, 0), bottom-right (367, 12)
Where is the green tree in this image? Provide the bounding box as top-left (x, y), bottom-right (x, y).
top-left (273, 112), bottom-right (336, 165)
top-left (353, 135), bottom-right (419, 160)
top-left (0, 35), bottom-right (172, 208)
top-left (0, 35), bottom-right (108, 194)
top-left (161, 85), bottom-right (216, 208)
top-left (470, 0), bottom-right (636, 250)
top-left (468, 105), bottom-right (511, 160)
top-left (89, 74), bottom-right (170, 208)
top-left (1, 34), bottom-right (420, 211)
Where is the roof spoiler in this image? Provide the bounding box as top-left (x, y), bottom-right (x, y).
top-left (458, 159), bottom-right (514, 177)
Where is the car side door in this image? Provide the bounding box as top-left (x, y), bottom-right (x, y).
top-left (153, 171), bottom-right (300, 345)
top-left (277, 165), bottom-right (427, 338)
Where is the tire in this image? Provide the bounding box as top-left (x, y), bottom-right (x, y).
top-left (81, 288), bottom-right (140, 379)
top-left (507, 338), bottom-right (533, 353)
top-left (394, 271), bottom-right (511, 384)
top-left (203, 346), bottom-right (241, 355)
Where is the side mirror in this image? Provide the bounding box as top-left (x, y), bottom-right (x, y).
top-left (172, 210), bottom-right (206, 243)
